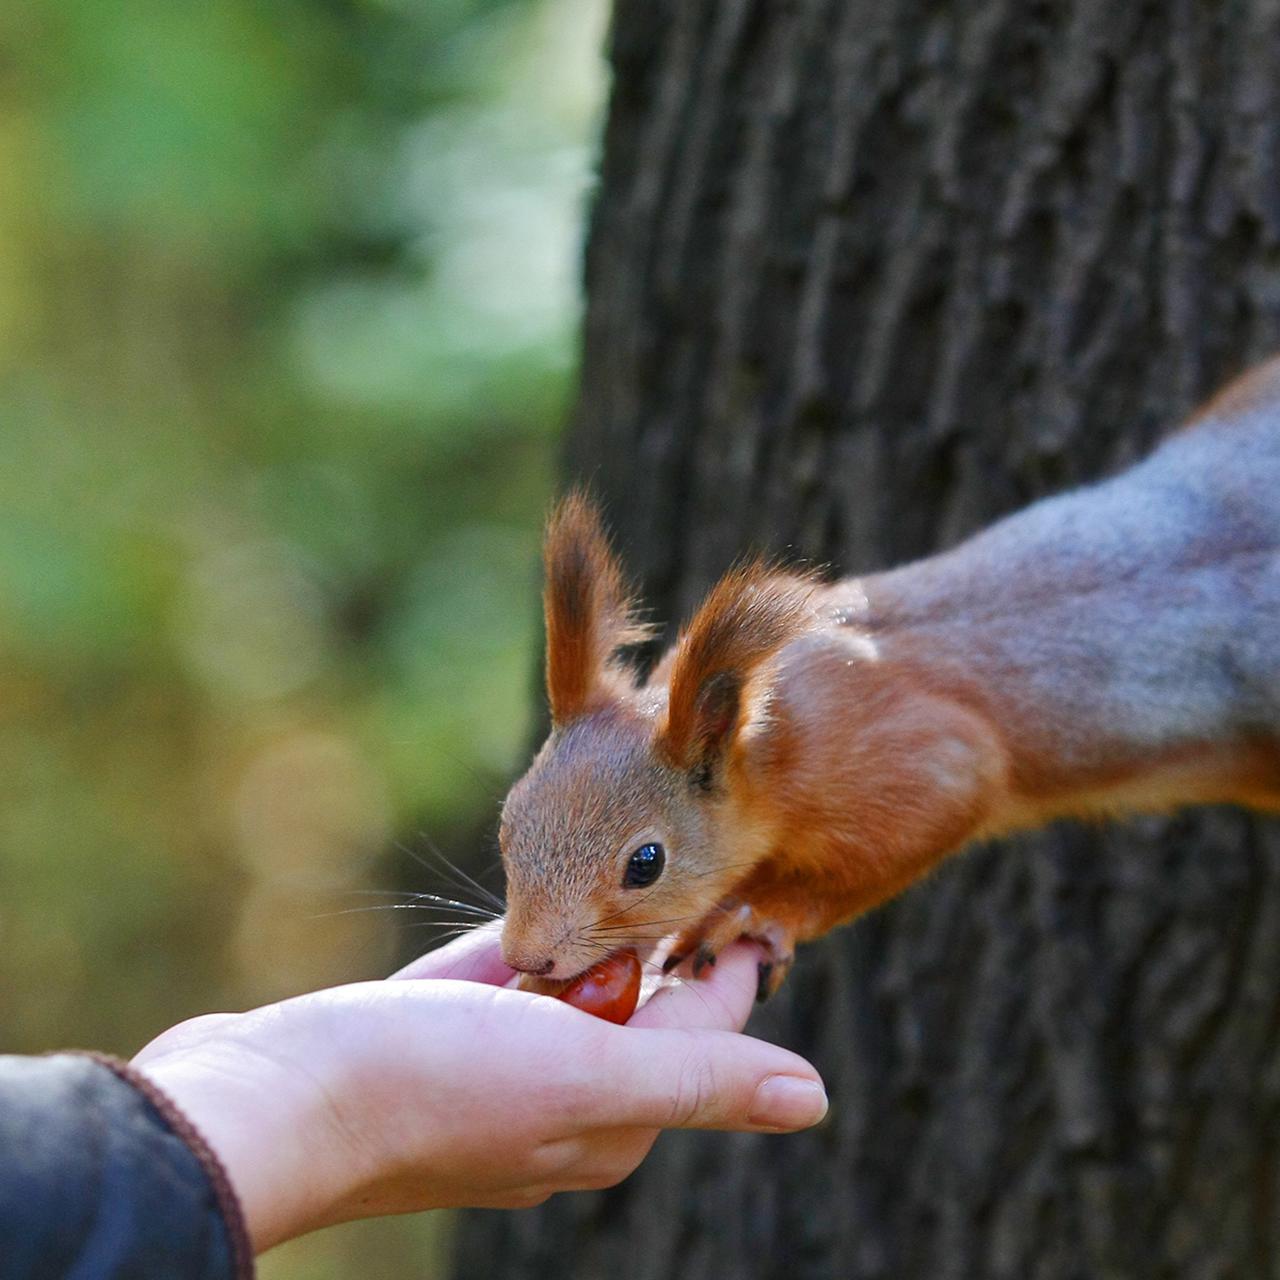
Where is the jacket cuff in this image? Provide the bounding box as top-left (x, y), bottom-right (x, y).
top-left (70, 1051), bottom-right (256, 1280)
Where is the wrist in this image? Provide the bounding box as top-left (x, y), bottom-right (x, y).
top-left (134, 1038), bottom-right (352, 1254)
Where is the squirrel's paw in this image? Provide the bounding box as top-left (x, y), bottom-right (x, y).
top-left (662, 900), bottom-right (795, 1002)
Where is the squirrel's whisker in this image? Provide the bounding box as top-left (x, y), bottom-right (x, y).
top-left (397, 837), bottom-right (507, 913)
top-left (348, 894), bottom-right (498, 920)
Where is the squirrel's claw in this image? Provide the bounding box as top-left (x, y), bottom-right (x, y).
top-left (755, 949), bottom-right (794, 1002)
top-left (755, 962), bottom-right (774, 1003)
top-left (665, 900), bottom-right (796, 996)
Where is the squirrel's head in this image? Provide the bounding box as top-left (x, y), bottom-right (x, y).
top-left (498, 494), bottom-right (814, 982)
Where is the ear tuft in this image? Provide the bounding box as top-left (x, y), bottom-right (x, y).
top-left (543, 492), bottom-right (653, 724)
top-left (658, 562), bottom-right (817, 779)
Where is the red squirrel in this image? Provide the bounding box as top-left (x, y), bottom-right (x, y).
top-left (499, 358), bottom-right (1280, 1001)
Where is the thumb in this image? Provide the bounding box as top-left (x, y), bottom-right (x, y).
top-left (594, 1026), bottom-right (828, 1133)
top-left (389, 920), bottom-right (513, 985)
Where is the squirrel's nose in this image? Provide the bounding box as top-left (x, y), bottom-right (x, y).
top-left (505, 954), bottom-right (555, 976)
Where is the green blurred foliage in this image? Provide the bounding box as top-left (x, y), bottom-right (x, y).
top-left (0, 0), bottom-right (607, 1273)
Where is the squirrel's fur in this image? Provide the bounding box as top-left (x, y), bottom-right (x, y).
top-left (500, 359), bottom-right (1280, 998)
top-left (543, 492), bottom-right (653, 723)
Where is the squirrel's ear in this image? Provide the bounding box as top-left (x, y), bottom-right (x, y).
top-left (543, 492), bottom-right (651, 725)
top-left (657, 563), bottom-right (815, 787)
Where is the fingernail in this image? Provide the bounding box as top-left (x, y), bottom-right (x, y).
top-left (747, 1076), bottom-right (829, 1130)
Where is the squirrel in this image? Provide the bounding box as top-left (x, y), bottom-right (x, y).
top-left (498, 357), bottom-right (1280, 1002)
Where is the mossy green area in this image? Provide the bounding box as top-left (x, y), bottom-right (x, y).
top-left (0, 1), bottom-right (608, 1273)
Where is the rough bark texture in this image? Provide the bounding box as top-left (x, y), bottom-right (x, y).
top-left (455, 1), bottom-right (1280, 1276)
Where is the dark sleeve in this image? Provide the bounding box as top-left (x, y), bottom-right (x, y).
top-left (0, 1052), bottom-right (254, 1280)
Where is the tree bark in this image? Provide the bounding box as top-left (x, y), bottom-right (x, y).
top-left (455, 1), bottom-right (1280, 1276)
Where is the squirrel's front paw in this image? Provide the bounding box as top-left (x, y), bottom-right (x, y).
top-left (663, 901), bottom-right (796, 1001)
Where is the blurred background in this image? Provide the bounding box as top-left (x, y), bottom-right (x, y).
top-left (0, 0), bottom-right (608, 1273)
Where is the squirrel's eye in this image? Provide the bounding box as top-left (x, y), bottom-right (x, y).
top-left (623, 842), bottom-right (665, 888)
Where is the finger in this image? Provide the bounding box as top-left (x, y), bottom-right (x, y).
top-left (591, 1024), bottom-right (828, 1133)
top-left (630, 941), bottom-right (763, 1033)
top-left (390, 920), bottom-right (514, 985)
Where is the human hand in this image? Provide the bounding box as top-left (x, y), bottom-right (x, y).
top-left (133, 925), bottom-right (827, 1254)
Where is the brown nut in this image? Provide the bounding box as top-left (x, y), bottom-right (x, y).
top-left (557, 949), bottom-right (642, 1024)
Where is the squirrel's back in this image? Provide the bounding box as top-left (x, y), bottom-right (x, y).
top-left (845, 370), bottom-right (1280, 784)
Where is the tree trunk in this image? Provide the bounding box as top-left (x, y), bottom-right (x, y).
top-left (455, 1), bottom-right (1280, 1276)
